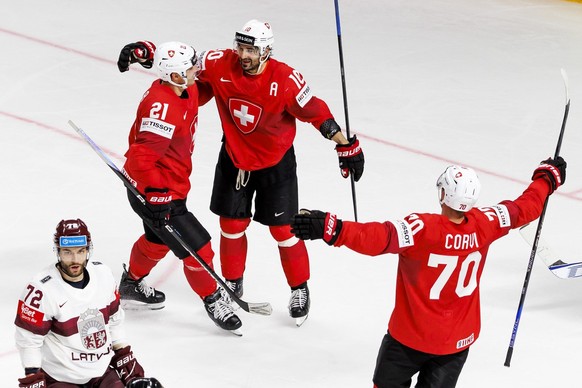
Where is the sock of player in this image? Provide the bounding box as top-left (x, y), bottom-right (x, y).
top-left (219, 217), bottom-right (251, 280)
top-left (278, 239), bottom-right (310, 287)
top-left (182, 242), bottom-right (218, 298)
top-left (128, 235), bottom-right (170, 279)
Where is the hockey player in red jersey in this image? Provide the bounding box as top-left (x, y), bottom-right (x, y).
top-left (118, 41), bottom-right (242, 335)
top-left (15, 219), bottom-right (147, 387)
top-left (291, 157), bottom-right (566, 387)
top-left (117, 20), bottom-right (365, 326)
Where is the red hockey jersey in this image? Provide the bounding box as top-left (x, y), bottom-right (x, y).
top-left (123, 80), bottom-right (198, 200)
top-left (197, 49), bottom-right (334, 171)
top-left (333, 179), bottom-right (550, 355)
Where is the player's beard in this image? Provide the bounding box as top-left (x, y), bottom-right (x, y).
top-left (239, 56), bottom-right (260, 74)
top-left (58, 260), bottom-right (87, 280)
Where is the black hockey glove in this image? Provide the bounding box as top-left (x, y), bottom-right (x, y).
top-left (336, 135), bottom-right (365, 182)
top-left (143, 187), bottom-right (172, 227)
top-left (18, 371), bottom-right (46, 388)
top-left (126, 378), bottom-right (164, 388)
top-left (290, 209), bottom-right (343, 246)
top-left (532, 156), bottom-right (566, 195)
top-left (109, 346), bottom-right (145, 384)
top-left (117, 41), bottom-right (156, 72)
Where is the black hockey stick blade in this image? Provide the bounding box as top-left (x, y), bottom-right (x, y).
top-left (68, 120), bottom-right (273, 316)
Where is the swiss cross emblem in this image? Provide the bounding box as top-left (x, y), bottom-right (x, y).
top-left (229, 98), bottom-right (263, 134)
top-left (168, 50), bottom-right (175, 57)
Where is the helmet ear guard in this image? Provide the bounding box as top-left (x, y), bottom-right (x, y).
top-left (436, 166), bottom-right (481, 212)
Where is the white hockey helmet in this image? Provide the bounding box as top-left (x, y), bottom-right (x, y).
top-left (436, 165), bottom-right (481, 212)
top-left (234, 19), bottom-right (274, 59)
top-left (153, 41), bottom-right (199, 87)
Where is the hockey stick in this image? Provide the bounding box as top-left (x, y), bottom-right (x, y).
top-left (504, 69), bottom-right (569, 367)
top-left (334, 0), bottom-right (359, 221)
top-left (68, 120), bottom-right (272, 316)
top-left (519, 223), bottom-right (582, 279)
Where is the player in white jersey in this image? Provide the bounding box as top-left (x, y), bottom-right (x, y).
top-left (14, 219), bottom-right (147, 387)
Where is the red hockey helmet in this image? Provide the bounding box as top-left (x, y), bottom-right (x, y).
top-left (53, 219), bottom-right (92, 252)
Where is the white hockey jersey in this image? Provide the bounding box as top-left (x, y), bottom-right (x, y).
top-left (14, 261), bottom-right (127, 384)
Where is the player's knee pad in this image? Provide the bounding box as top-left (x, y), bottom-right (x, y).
top-left (220, 217), bottom-right (251, 239)
top-left (269, 225), bottom-right (299, 247)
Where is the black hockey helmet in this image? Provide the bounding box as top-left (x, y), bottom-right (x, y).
top-left (126, 378), bottom-right (164, 388)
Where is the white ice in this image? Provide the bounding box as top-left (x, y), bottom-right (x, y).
top-left (1, 0), bottom-right (582, 386)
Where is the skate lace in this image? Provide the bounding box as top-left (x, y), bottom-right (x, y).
top-left (221, 283), bottom-right (235, 305)
top-left (213, 298), bottom-right (235, 321)
top-left (137, 280), bottom-right (155, 298)
top-left (289, 287), bottom-right (308, 309)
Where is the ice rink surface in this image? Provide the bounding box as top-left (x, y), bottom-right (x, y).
top-left (1, 0), bottom-right (582, 386)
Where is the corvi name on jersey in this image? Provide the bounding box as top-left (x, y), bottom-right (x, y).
top-left (445, 232), bottom-right (479, 250)
top-left (295, 84), bottom-right (312, 108)
top-left (393, 219), bottom-right (414, 248)
top-left (140, 118), bottom-right (175, 139)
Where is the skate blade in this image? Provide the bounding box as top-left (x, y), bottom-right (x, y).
top-left (121, 300), bottom-right (165, 311)
top-left (229, 328), bottom-right (243, 337)
top-left (295, 315), bottom-right (308, 327)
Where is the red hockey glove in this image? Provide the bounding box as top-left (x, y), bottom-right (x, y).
top-left (336, 135), bottom-right (365, 182)
top-left (143, 187), bottom-right (172, 227)
top-left (290, 209), bottom-right (343, 246)
top-left (117, 41), bottom-right (156, 72)
top-left (18, 371), bottom-right (46, 388)
top-left (532, 156), bottom-right (566, 195)
top-left (109, 346), bottom-right (145, 384)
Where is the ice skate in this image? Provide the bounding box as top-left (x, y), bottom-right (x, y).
top-left (119, 264), bottom-right (165, 310)
top-left (288, 282), bottom-right (310, 327)
top-left (204, 289), bottom-right (243, 336)
top-left (221, 277), bottom-right (244, 310)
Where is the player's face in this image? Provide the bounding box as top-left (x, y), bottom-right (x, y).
top-left (58, 246), bottom-right (88, 281)
top-left (185, 64), bottom-right (200, 85)
top-left (236, 43), bottom-right (261, 74)
top-left (171, 56), bottom-right (200, 87)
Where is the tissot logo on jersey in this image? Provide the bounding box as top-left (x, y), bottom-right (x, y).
top-left (229, 98), bottom-right (263, 134)
top-left (140, 117), bottom-right (176, 139)
top-left (393, 220), bottom-right (414, 248)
